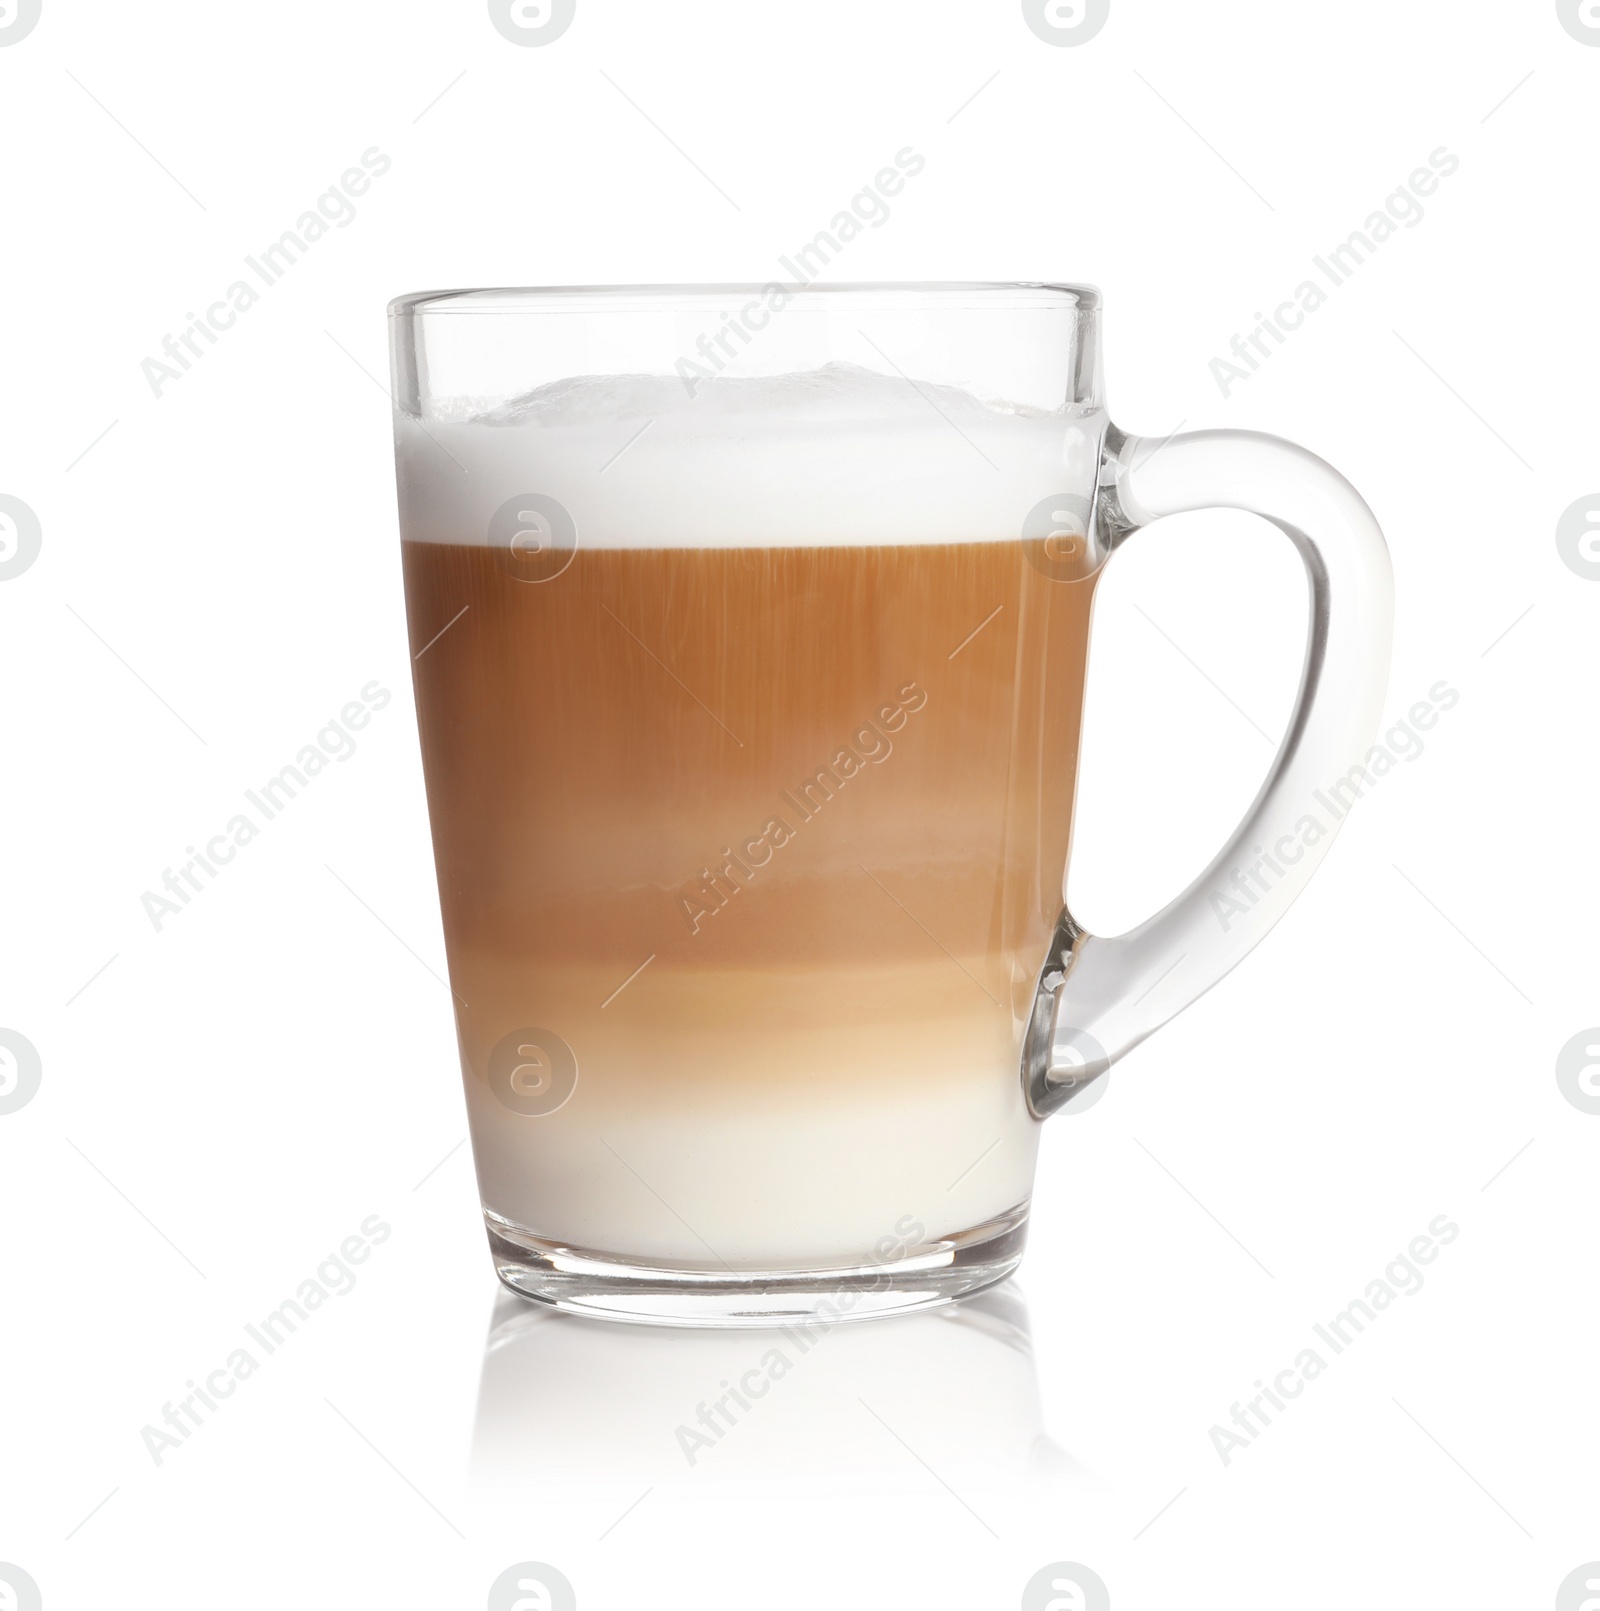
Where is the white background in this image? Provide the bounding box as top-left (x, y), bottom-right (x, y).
top-left (2, 2), bottom-right (1596, 1607)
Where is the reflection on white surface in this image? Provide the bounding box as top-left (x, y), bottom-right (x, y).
top-left (471, 1282), bottom-right (1085, 1499)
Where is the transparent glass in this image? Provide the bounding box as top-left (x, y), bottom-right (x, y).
top-left (387, 283), bottom-right (1392, 1326)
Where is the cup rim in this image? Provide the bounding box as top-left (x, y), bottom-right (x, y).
top-left (388, 281), bottom-right (1100, 317)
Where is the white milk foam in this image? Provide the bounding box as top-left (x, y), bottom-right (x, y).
top-left (395, 363), bottom-right (1105, 547)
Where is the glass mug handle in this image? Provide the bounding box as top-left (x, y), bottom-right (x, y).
top-left (1024, 426), bottom-right (1395, 1115)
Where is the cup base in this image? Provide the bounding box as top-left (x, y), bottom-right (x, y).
top-left (485, 1203), bottom-right (1028, 1328)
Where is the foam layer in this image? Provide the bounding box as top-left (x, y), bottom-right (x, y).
top-left (394, 363), bottom-right (1105, 547)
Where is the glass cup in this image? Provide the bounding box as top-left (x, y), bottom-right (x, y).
top-left (387, 283), bottom-right (1392, 1326)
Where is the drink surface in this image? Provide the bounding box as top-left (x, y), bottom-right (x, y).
top-left (403, 536), bottom-right (1097, 1264)
top-left (392, 364), bottom-right (1104, 547)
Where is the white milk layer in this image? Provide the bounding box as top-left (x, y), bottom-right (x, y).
top-left (463, 959), bottom-right (1041, 1268)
